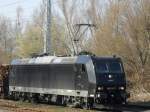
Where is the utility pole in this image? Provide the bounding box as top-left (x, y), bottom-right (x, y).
top-left (44, 0), bottom-right (52, 55)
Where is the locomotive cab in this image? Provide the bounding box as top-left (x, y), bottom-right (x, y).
top-left (92, 56), bottom-right (127, 104)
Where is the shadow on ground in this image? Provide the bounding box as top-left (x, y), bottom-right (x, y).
top-left (94, 101), bottom-right (150, 112)
top-left (131, 101), bottom-right (150, 107)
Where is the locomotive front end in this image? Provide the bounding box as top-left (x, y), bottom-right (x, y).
top-left (92, 56), bottom-right (128, 104)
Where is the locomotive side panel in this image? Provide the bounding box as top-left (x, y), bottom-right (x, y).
top-left (9, 64), bottom-right (89, 97)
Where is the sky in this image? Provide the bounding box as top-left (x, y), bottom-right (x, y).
top-left (0, 0), bottom-right (107, 24)
top-left (0, 0), bottom-right (42, 22)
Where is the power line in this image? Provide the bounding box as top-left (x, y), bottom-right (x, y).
top-left (10, 18), bottom-right (32, 22)
top-left (0, 0), bottom-right (58, 8)
top-left (0, 0), bottom-right (26, 8)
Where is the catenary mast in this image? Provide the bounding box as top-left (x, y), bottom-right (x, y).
top-left (44, 0), bottom-right (52, 55)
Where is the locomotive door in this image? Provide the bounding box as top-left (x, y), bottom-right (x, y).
top-left (74, 64), bottom-right (86, 95)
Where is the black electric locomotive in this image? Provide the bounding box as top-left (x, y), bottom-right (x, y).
top-left (92, 56), bottom-right (127, 104)
top-left (8, 55), bottom-right (128, 108)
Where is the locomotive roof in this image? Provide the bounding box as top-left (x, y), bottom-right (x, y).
top-left (11, 55), bottom-right (92, 65)
top-left (92, 56), bottom-right (121, 60)
top-left (11, 55), bottom-right (121, 65)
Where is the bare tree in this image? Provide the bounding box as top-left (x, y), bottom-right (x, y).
top-left (123, 0), bottom-right (150, 90)
top-left (0, 16), bottom-right (14, 63)
top-left (87, 0), bottom-right (150, 93)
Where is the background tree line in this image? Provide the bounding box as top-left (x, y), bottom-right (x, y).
top-left (0, 0), bottom-right (149, 100)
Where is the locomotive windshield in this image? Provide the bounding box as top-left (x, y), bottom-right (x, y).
top-left (95, 62), bottom-right (108, 73)
top-left (95, 61), bottom-right (122, 73)
top-left (109, 62), bottom-right (122, 73)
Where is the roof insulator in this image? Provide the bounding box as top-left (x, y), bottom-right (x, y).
top-left (113, 55), bottom-right (117, 58)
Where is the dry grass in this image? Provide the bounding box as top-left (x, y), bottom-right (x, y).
top-left (128, 87), bottom-right (150, 103)
top-left (129, 93), bottom-right (150, 103)
top-left (0, 99), bottom-right (94, 112)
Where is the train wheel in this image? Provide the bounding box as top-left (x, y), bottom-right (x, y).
top-left (18, 93), bottom-right (25, 102)
top-left (56, 95), bottom-right (64, 105)
top-left (81, 102), bottom-right (89, 109)
top-left (66, 101), bottom-right (75, 108)
top-left (81, 98), bottom-right (94, 110)
top-left (14, 92), bottom-right (19, 101)
top-left (19, 96), bottom-right (25, 102)
top-left (27, 94), bottom-right (38, 104)
top-left (30, 97), bottom-right (38, 104)
top-left (81, 102), bottom-right (94, 110)
top-left (122, 99), bottom-right (127, 105)
top-left (66, 97), bottom-right (76, 108)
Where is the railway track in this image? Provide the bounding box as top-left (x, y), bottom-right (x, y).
top-left (94, 103), bottom-right (150, 112)
top-left (0, 99), bottom-right (150, 112)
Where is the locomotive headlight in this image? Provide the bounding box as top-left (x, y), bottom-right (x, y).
top-left (97, 94), bottom-right (100, 98)
top-left (119, 87), bottom-right (125, 90)
top-left (98, 87), bottom-right (103, 90)
top-left (90, 94), bottom-right (94, 97)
